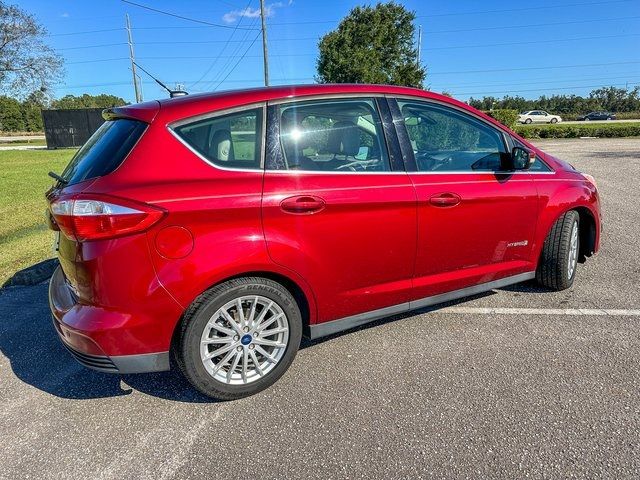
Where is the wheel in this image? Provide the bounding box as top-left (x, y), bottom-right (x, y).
top-left (175, 277), bottom-right (302, 400)
top-left (524, 118), bottom-right (532, 124)
top-left (536, 210), bottom-right (580, 291)
top-left (550, 118), bottom-right (558, 124)
top-left (584, 117), bottom-right (590, 121)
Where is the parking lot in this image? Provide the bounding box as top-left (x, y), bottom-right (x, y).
top-left (0, 138), bottom-right (638, 479)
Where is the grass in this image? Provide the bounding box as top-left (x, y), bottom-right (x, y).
top-left (0, 149), bottom-right (75, 285)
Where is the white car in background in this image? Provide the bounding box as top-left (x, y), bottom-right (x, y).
top-left (518, 110), bottom-right (562, 124)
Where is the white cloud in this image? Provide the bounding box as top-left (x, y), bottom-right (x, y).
top-left (60, 12), bottom-right (70, 18)
top-left (222, 2), bottom-right (288, 24)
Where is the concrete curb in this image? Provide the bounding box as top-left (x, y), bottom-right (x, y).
top-left (2, 258), bottom-right (58, 288)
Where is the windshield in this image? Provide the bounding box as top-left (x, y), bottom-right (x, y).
top-left (60, 119), bottom-right (147, 185)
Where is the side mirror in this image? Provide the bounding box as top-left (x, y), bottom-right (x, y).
top-left (511, 146), bottom-right (536, 170)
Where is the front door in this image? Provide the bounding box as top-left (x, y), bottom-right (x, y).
top-left (261, 96), bottom-right (417, 323)
top-left (390, 98), bottom-right (539, 300)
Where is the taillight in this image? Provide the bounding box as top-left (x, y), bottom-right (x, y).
top-left (50, 194), bottom-right (165, 241)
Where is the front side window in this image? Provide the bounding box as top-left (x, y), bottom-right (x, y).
top-left (173, 107), bottom-right (263, 169)
top-left (277, 98), bottom-right (390, 172)
top-left (399, 101), bottom-right (507, 172)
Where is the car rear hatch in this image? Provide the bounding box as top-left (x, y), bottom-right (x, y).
top-left (46, 102), bottom-right (160, 295)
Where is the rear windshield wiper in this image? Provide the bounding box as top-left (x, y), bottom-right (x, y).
top-left (48, 171), bottom-right (68, 185)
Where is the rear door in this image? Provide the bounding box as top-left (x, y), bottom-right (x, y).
top-left (261, 96), bottom-right (417, 323)
top-left (389, 97), bottom-right (539, 301)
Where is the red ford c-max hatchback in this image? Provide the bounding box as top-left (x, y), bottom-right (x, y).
top-left (47, 84), bottom-right (601, 400)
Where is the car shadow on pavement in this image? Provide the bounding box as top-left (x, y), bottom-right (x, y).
top-left (0, 282), bottom-right (214, 403)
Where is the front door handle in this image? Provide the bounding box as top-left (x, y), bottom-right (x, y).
top-left (280, 195), bottom-right (326, 214)
top-left (429, 192), bottom-right (461, 207)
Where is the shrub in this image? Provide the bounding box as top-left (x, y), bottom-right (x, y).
top-left (482, 109), bottom-right (518, 129)
top-left (514, 122), bottom-right (640, 139)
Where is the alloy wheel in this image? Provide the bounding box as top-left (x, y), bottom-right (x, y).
top-left (200, 295), bottom-right (289, 385)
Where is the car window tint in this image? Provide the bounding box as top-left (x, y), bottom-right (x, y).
top-left (277, 98), bottom-right (390, 172)
top-left (174, 108), bottom-right (263, 169)
top-left (399, 101), bottom-right (507, 172)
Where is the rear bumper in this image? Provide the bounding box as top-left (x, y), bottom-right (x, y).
top-left (48, 266), bottom-right (170, 374)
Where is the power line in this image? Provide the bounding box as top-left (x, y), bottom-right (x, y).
top-left (214, 31), bottom-right (262, 91)
top-left (423, 33), bottom-right (640, 51)
top-left (190, 0), bottom-right (254, 89)
top-left (456, 81), bottom-right (640, 96)
top-left (120, 0), bottom-right (259, 30)
top-left (419, 0), bottom-right (635, 17)
top-left (426, 15), bottom-right (640, 34)
top-left (48, 28), bottom-right (123, 37)
top-left (429, 61), bottom-right (640, 76)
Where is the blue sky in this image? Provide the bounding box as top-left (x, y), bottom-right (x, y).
top-left (20, 0), bottom-right (640, 102)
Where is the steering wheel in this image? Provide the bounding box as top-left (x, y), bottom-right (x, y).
top-left (416, 152), bottom-right (452, 171)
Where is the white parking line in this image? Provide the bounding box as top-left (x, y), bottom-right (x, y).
top-left (435, 307), bottom-right (640, 316)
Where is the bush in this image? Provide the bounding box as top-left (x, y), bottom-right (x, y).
top-left (483, 109), bottom-right (518, 128)
top-left (514, 122), bottom-right (640, 139)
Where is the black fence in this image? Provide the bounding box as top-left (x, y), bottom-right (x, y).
top-left (41, 108), bottom-right (105, 149)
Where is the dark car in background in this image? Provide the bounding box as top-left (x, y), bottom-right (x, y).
top-left (578, 111), bottom-right (616, 121)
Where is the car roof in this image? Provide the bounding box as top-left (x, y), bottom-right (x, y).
top-left (153, 84), bottom-right (468, 120)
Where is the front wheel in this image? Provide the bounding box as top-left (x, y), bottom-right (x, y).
top-left (524, 118), bottom-right (532, 124)
top-left (550, 118), bottom-right (558, 123)
top-left (175, 277), bottom-right (302, 400)
top-left (536, 210), bottom-right (580, 290)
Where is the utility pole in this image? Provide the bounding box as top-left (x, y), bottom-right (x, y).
top-left (126, 14), bottom-right (142, 103)
top-left (259, 0), bottom-right (269, 86)
top-left (416, 24), bottom-right (422, 66)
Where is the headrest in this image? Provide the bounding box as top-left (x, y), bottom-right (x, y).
top-left (210, 129), bottom-right (234, 162)
top-left (326, 121), bottom-right (359, 156)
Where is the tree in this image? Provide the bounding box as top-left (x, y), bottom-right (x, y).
top-left (0, 95), bottom-right (24, 131)
top-left (51, 93), bottom-right (127, 110)
top-left (0, 2), bottom-right (63, 97)
top-left (316, 2), bottom-right (425, 88)
top-left (21, 90), bottom-right (48, 131)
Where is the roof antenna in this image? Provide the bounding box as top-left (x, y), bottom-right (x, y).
top-left (133, 61), bottom-right (188, 98)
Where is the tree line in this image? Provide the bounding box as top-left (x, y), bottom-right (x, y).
top-left (0, 93), bottom-right (126, 132)
top-left (468, 86), bottom-right (640, 116)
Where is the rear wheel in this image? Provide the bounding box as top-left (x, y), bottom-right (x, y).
top-left (536, 210), bottom-right (580, 290)
top-left (176, 277), bottom-right (302, 400)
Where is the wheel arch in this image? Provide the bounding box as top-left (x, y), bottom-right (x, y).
top-left (574, 206), bottom-right (597, 262)
top-left (170, 269), bottom-right (317, 355)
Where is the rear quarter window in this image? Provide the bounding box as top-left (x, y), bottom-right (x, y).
top-left (61, 119), bottom-right (147, 185)
top-left (172, 107), bottom-right (263, 170)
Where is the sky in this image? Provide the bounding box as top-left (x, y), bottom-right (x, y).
top-left (18, 0), bottom-right (640, 103)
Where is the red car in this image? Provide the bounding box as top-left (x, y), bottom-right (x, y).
top-left (47, 84), bottom-right (601, 400)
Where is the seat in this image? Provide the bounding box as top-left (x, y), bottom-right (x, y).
top-left (209, 129), bottom-right (235, 163)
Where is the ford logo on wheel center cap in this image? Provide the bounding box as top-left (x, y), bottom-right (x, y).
top-left (240, 334), bottom-right (252, 346)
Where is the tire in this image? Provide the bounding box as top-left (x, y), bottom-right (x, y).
top-left (536, 210), bottom-right (580, 291)
top-left (584, 117), bottom-right (590, 121)
top-left (550, 118), bottom-right (558, 124)
top-left (524, 118), bottom-right (532, 124)
top-left (175, 277), bottom-right (303, 400)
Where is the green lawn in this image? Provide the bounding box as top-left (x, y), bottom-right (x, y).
top-left (0, 149), bottom-right (75, 285)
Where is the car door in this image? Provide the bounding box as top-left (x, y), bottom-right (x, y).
top-left (261, 96), bottom-right (417, 324)
top-left (388, 97), bottom-right (539, 301)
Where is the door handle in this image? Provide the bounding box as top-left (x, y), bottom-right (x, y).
top-left (280, 195), bottom-right (326, 214)
top-left (429, 192), bottom-right (461, 207)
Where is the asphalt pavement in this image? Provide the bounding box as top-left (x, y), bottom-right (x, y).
top-left (1, 138), bottom-right (638, 479)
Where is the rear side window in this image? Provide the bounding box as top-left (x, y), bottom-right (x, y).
top-left (173, 108), bottom-right (263, 170)
top-left (61, 119), bottom-right (146, 185)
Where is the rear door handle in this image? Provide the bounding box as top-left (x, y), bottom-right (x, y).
top-left (429, 192), bottom-right (461, 207)
top-left (280, 195), bottom-right (326, 214)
